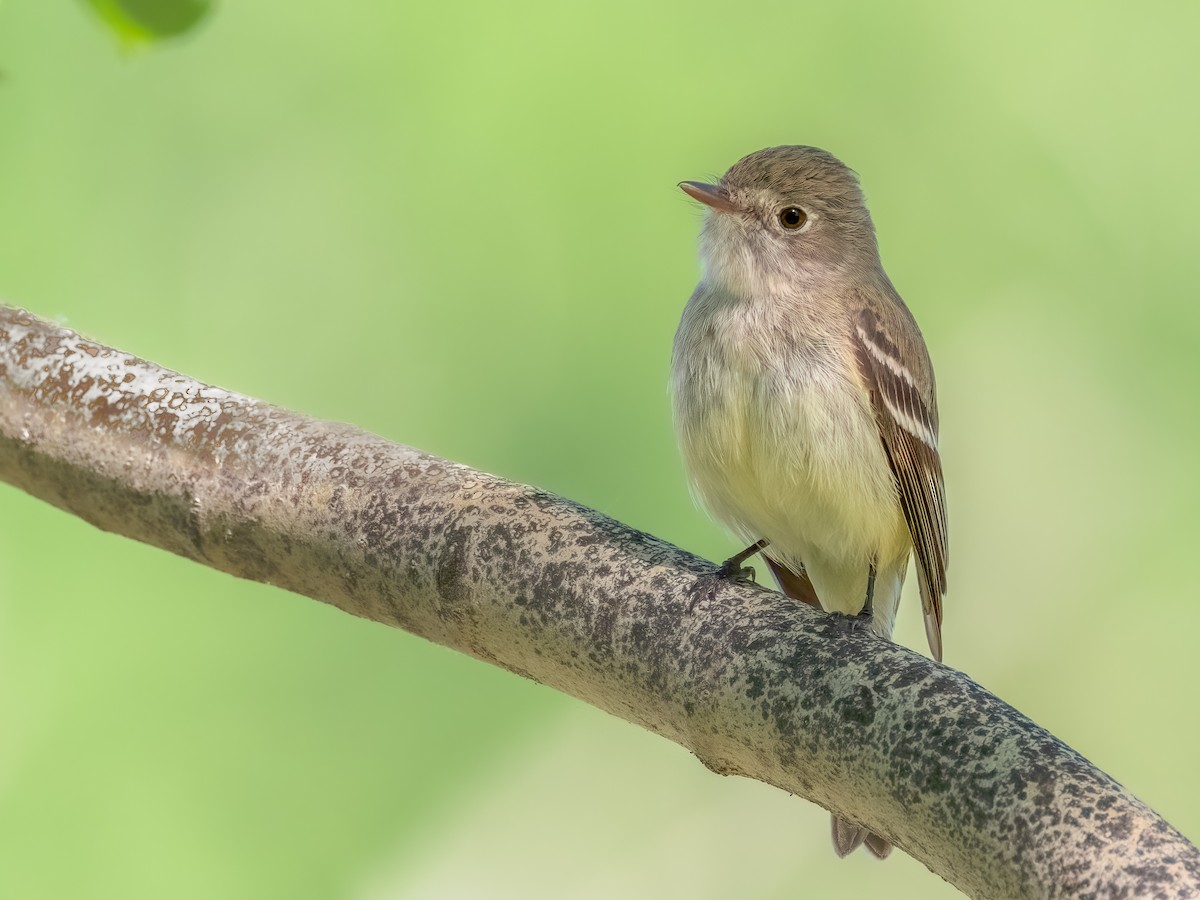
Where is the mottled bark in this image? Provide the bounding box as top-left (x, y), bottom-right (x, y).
top-left (0, 305), bottom-right (1195, 899)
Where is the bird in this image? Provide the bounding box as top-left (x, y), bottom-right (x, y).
top-left (670, 145), bottom-right (947, 859)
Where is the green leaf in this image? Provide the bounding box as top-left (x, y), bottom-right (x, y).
top-left (82, 0), bottom-right (213, 46)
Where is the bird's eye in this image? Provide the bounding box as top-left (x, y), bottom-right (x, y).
top-left (778, 207), bottom-right (807, 229)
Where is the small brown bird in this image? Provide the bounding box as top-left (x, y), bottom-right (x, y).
top-left (671, 146), bottom-right (947, 858)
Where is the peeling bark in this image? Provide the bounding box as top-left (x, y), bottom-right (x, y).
top-left (0, 305), bottom-right (1196, 899)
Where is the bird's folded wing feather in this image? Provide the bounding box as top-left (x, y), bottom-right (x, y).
top-left (852, 307), bottom-right (948, 661)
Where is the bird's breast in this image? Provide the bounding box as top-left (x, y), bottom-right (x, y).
top-left (670, 289), bottom-right (906, 568)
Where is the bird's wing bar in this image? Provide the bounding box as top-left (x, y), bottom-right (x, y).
top-left (852, 307), bottom-right (947, 661)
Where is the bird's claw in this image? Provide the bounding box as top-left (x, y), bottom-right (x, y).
top-left (689, 540), bottom-right (769, 613)
top-left (715, 559), bottom-right (757, 583)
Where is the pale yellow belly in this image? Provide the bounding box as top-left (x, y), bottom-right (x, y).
top-left (675, 371), bottom-right (910, 613)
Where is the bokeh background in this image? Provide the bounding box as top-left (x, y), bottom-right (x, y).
top-left (2, 2), bottom-right (1198, 897)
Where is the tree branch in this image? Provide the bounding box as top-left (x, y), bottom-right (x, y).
top-left (1, 305), bottom-right (1195, 899)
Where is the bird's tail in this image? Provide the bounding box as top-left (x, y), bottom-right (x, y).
top-left (831, 816), bottom-right (892, 859)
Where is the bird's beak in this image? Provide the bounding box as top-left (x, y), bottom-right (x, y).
top-left (679, 181), bottom-right (737, 213)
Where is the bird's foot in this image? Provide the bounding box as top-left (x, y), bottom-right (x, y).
top-left (689, 539), bottom-right (770, 612)
top-left (715, 538), bottom-right (770, 584)
top-left (715, 559), bottom-right (757, 584)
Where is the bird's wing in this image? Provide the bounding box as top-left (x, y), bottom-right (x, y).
top-left (764, 557), bottom-right (822, 609)
top-left (852, 307), bottom-right (947, 661)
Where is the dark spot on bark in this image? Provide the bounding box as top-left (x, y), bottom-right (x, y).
top-left (746, 672), bottom-right (765, 699)
top-left (630, 621), bottom-right (648, 651)
top-left (839, 684), bottom-right (877, 726)
top-left (1101, 811), bottom-right (1134, 841)
top-left (436, 527), bottom-right (471, 606)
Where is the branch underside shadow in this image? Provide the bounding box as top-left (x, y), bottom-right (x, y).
top-left (1, 306), bottom-right (1196, 899)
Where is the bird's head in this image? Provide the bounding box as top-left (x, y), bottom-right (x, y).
top-left (681, 145), bottom-right (880, 296)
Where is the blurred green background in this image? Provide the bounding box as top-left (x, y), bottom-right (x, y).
top-left (2, 1), bottom-right (1198, 897)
